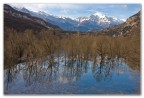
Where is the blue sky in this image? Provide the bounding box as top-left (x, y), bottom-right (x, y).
top-left (10, 4), bottom-right (141, 20)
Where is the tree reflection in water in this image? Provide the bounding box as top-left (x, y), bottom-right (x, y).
top-left (4, 55), bottom-right (140, 94)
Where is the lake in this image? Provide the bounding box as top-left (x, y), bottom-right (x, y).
top-left (4, 56), bottom-right (140, 94)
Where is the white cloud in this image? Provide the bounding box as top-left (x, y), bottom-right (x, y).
top-left (8, 4), bottom-right (140, 20)
top-left (10, 4), bottom-right (79, 12)
top-left (109, 4), bottom-right (128, 9)
top-left (121, 5), bottom-right (128, 9)
top-left (87, 9), bottom-right (95, 13)
top-left (10, 4), bottom-right (48, 12)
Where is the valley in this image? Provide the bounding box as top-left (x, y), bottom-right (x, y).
top-left (4, 4), bottom-right (141, 94)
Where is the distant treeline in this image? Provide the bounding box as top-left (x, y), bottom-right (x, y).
top-left (4, 27), bottom-right (140, 70)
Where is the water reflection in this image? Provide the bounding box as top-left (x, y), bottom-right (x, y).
top-left (4, 56), bottom-right (140, 94)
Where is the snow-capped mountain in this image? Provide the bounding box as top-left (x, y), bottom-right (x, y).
top-left (75, 12), bottom-right (124, 31)
top-left (13, 6), bottom-right (125, 32)
top-left (4, 4), bottom-right (61, 31)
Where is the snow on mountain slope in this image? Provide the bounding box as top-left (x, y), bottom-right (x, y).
top-left (4, 4), bottom-right (61, 31)
top-left (13, 6), bottom-right (124, 32)
top-left (75, 17), bottom-right (90, 23)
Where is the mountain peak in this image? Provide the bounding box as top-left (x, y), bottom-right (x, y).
top-left (60, 16), bottom-right (68, 19)
top-left (38, 11), bottom-right (47, 15)
top-left (93, 12), bottom-right (106, 18)
top-left (9, 4), bottom-right (125, 32)
top-left (20, 7), bottom-right (30, 13)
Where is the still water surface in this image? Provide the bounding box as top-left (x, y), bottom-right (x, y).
top-left (4, 56), bottom-right (140, 94)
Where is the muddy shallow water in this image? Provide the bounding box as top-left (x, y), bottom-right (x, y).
top-left (4, 57), bottom-right (140, 94)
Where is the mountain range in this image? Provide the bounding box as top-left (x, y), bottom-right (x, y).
top-left (4, 4), bottom-right (61, 32)
top-left (13, 5), bottom-right (124, 32)
top-left (89, 11), bottom-right (140, 37)
top-left (4, 4), bottom-right (140, 36)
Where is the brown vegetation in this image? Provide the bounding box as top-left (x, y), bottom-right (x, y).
top-left (4, 27), bottom-right (140, 70)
